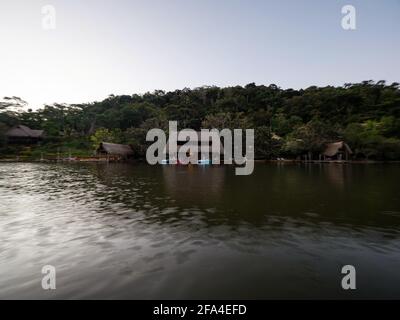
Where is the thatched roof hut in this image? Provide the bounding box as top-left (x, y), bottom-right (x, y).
top-left (6, 125), bottom-right (44, 143)
top-left (323, 141), bottom-right (352, 160)
top-left (163, 130), bottom-right (224, 157)
top-left (97, 142), bottom-right (134, 158)
top-left (6, 125), bottom-right (44, 138)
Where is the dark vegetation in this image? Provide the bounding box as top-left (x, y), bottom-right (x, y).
top-left (1, 80), bottom-right (400, 160)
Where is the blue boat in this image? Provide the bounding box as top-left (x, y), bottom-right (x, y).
top-left (198, 159), bottom-right (210, 165)
top-left (160, 159), bottom-right (210, 165)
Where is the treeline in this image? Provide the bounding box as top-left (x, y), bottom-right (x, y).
top-left (1, 80), bottom-right (400, 160)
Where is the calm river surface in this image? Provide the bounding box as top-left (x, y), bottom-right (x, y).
top-left (0, 162), bottom-right (400, 299)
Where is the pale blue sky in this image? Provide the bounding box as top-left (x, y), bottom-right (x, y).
top-left (0, 0), bottom-right (399, 108)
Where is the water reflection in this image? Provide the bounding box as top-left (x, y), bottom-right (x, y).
top-left (0, 162), bottom-right (400, 299)
top-left (162, 165), bottom-right (225, 204)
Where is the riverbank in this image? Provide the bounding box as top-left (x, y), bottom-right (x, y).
top-left (0, 156), bottom-right (134, 163)
top-left (1, 157), bottom-right (400, 164)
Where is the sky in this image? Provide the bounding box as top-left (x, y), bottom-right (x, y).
top-left (0, 0), bottom-right (399, 109)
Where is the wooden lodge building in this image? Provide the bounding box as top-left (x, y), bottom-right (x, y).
top-left (96, 142), bottom-right (134, 160)
top-left (300, 141), bottom-right (353, 161)
top-left (163, 131), bottom-right (225, 163)
top-left (6, 125), bottom-right (44, 144)
top-left (321, 141), bottom-right (353, 161)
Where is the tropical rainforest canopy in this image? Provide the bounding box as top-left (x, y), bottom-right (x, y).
top-left (1, 80), bottom-right (400, 160)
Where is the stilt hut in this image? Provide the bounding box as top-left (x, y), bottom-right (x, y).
top-left (322, 141), bottom-right (353, 161)
top-left (6, 125), bottom-right (44, 144)
top-left (96, 142), bottom-right (134, 160)
top-left (163, 131), bottom-right (224, 164)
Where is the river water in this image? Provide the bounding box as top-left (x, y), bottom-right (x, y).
top-left (0, 162), bottom-right (399, 299)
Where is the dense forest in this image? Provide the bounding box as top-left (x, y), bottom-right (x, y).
top-left (1, 80), bottom-right (400, 160)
